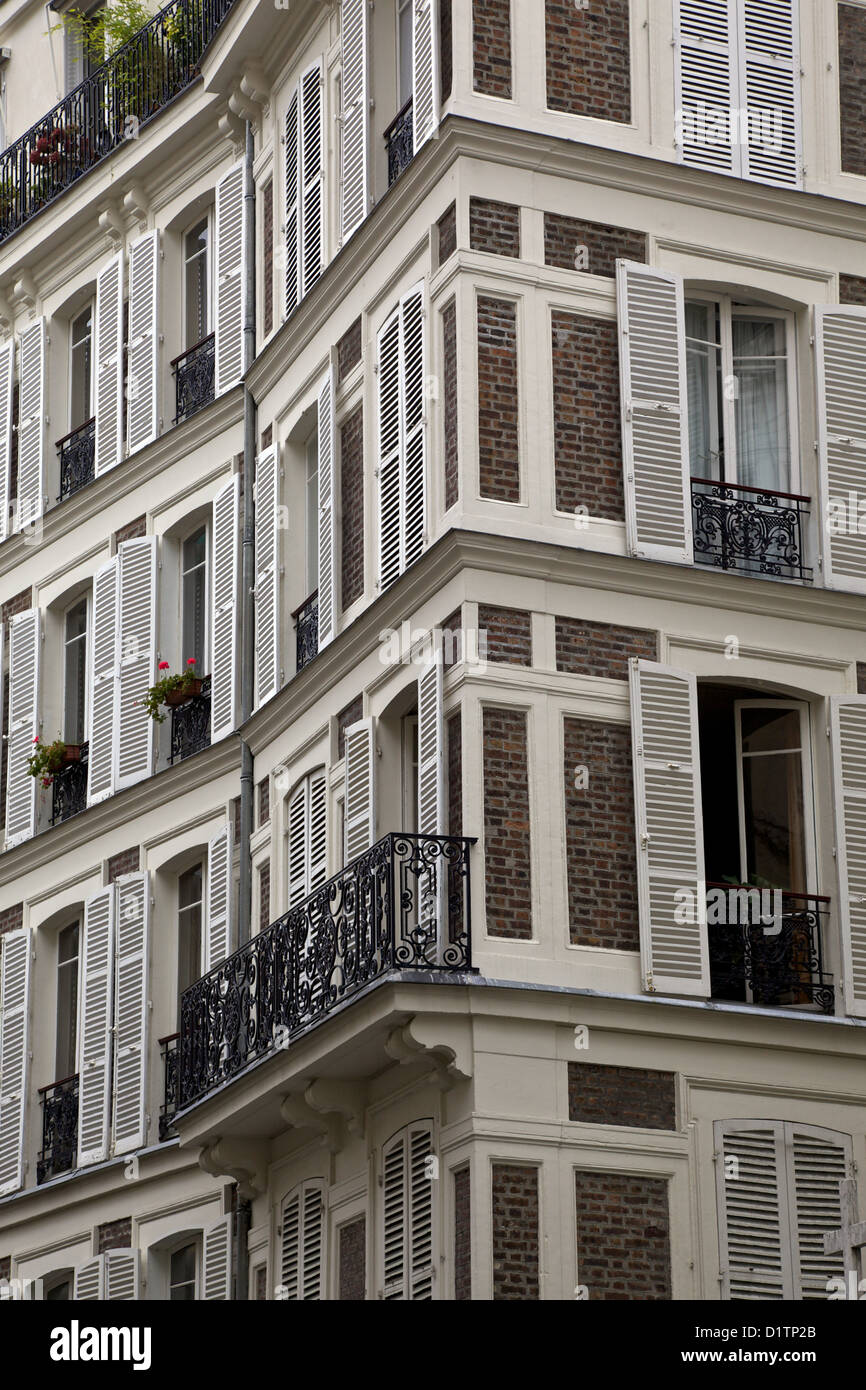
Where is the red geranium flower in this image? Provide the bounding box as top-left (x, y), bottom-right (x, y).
top-left (158, 661), bottom-right (170, 670)
top-left (186, 657), bottom-right (196, 665)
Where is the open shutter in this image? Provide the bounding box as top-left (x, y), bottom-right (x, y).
top-left (377, 305), bottom-right (402, 592)
top-left (0, 929), bottom-right (32, 1196)
top-left (5, 608), bottom-right (39, 849)
top-left (815, 306), bottom-right (866, 592)
top-left (127, 229), bottom-right (159, 454)
top-left (674, 0), bottom-right (737, 175)
top-left (412, 0), bottom-right (439, 154)
top-left (254, 444), bottom-right (280, 706)
top-left (340, 0), bottom-right (369, 242)
top-left (617, 262), bottom-right (692, 565)
top-left (15, 318), bottom-right (46, 532)
top-left (95, 253), bottom-right (124, 476)
top-left (203, 1215), bottom-right (233, 1299)
top-left (280, 1182), bottom-right (324, 1300)
top-left (829, 697), bottom-right (866, 1016)
top-left (788, 1125), bottom-right (850, 1299)
top-left (317, 368), bottom-right (336, 650)
top-left (300, 63), bottom-right (324, 300)
top-left (344, 717), bottom-right (375, 862)
top-left (78, 886), bottom-right (115, 1167)
top-left (73, 1256), bottom-right (103, 1300)
top-left (87, 557), bottom-right (119, 805)
top-left (284, 88), bottom-right (300, 318)
top-left (739, 0), bottom-right (801, 189)
top-left (105, 1248), bottom-right (140, 1300)
top-left (115, 537), bottom-right (156, 791)
top-left (0, 339), bottom-right (14, 541)
top-left (288, 773), bottom-right (328, 906)
top-left (401, 285), bottom-right (426, 571)
top-left (205, 823), bottom-right (234, 971)
top-left (215, 161), bottom-right (245, 395)
top-left (112, 873), bottom-right (150, 1154)
top-left (629, 659), bottom-right (709, 997)
top-left (715, 1121), bottom-right (790, 1300)
top-left (211, 473), bottom-right (239, 741)
top-left (288, 782), bottom-right (308, 908)
top-left (309, 771), bottom-right (327, 892)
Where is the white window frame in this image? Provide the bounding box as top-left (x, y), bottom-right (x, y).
top-left (68, 301), bottom-right (95, 431)
top-left (55, 919), bottom-right (80, 1084)
top-left (305, 426), bottom-right (319, 598)
top-left (396, 0), bottom-right (414, 108)
top-left (733, 698), bottom-right (818, 898)
top-left (402, 712), bottom-right (418, 833)
top-left (177, 860), bottom-right (205, 995)
top-left (167, 1235), bottom-right (201, 1301)
top-left (179, 518), bottom-right (210, 676)
top-left (62, 591), bottom-right (91, 747)
top-left (182, 211), bottom-right (213, 349)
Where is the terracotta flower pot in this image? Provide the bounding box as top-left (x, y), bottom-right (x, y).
top-left (62, 745), bottom-right (81, 763)
top-left (164, 679), bottom-right (202, 707)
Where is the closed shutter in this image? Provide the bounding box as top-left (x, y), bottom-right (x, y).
top-left (739, 0), bottom-right (801, 188)
top-left (87, 557), bottom-right (119, 806)
top-left (203, 1215), bottom-right (233, 1299)
top-left (814, 306), bottom-right (866, 593)
top-left (401, 286), bottom-right (426, 571)
top-left (112, 873), bottom-right (150, 1154)
top-left (215, 161), bottom-right (245, 395)
top-left (309, 771), bottom-right (327, 891)
top-left (629, 660), bottom-right (709, 997)
top-left (0, 928), bottom-right (32, 1196)
top-left (382, 1122), bottom-right (434, 1300)
top-left (104, 1248), bottom-right (140, 1300)
top-left (127, 229), bottom-right (160, 454)
top-left (344, 717), bottom-right (375, 862)
top-left (95, 253), bottom-right (125, 476)
top-left (205, 823), bottom-right (234, 971)
top-left (115, 537), bottom-right (156, 791)
top-left (829, 697), bottom-right (866, 1016)
top-left (300, 63), bottom-right (324, 300)
top-left (77, 886), bottom-right (115, 1167)
top-left (284, 88), bottom-right (300, 318)
top-left (617, 261), bottom-right (692, 564)
top-left (0, 339), bottom-right (14, 541)
top-left (377, 305), bottom-right (402, 592)
top-left (16, 318), bottom-right (46, 532)
top-left (716, 1122), bottom-right (789, 1299)
top-left (280, 1182), bottom-right (324, 1299)
top-left (5, 608), bottom-right (40, 849)
top-left (317, 368), bottom-right (336, 650)
top-left (254, 444), bottom-right (280, 707)
top-left (73, 1256), bottom-right (103, 1300)
top-left (211, 474), bottom-right (239, 741)
top-left (412, 0), bottom-right (439, 154)
top-left (674, 0), bottom-right (737, 175)
top-left (340, 0), bottom-right (369, 243)
top-left (789, 1126), bottom-right (850, 1299)
top-left (382, 1130), bottom-right (407, 1298)
top-left (288, 772), bottom-right (328, 907)
top-left (280, 1191), bottom-right (301, 1298)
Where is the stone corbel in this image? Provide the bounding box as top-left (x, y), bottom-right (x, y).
top-left (239, 64), bottom-right (270, 118)
top-left (0, 293), bottom-right (15, 333)
top-left (228, 83), bottom-right (259, 128)
top-left (280, 1079), bottom-right (368, 1152)
top-left (385, 1016), bottom-right (472, 1092)
top-left (122, 183), bottom-right (149, 231)
top-left (98, 204), bottom-right (124, 246)
top-left (10, 273), bottom-right (38, 316)
top-left (198, 1138), bottom-right (269, 1202)
top-left (218, 106), bottom-right (246, 150)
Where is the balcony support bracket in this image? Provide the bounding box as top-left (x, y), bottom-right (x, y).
top-left (198, 1137), bottom-right (268, 1202)
top-left (280, 1079), bottom-right (367, 1153)
top-left (385, 1016), bottom-right (472, 1092)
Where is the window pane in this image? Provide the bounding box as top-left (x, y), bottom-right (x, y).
top-left (741, 707), bottom-right (802, 756)
top-left (307, 433), bottom-right (319, 593)
top-left (685, 303), bottom-right (722, 479)
top-left (56, 924), bottom-right (79, 1081)
top-left (170, 1243), bottom-right (197, 1300)
top-left (64, 600), bottom-right (88, 745)
top-left (178, 863), bottom-right (202, 998)
top-left (181, 532), bottom-right (207, 672)
top-left (398, 0), bottom-right (413, 105)
top-left (733, 316), bottom-right (790, 493)
top-left (741, 751), bottom-right (806, 893)
top-left (185, 220), bottom-right (209, 347)
top-left (58, 921), bottom-right (79, 965)
top-left (179, 864), bottom-right (203, 910)
top-left (46, 1279), bottom-right (72, 1300)
top-left (70, 307), bottom-right (93, 429)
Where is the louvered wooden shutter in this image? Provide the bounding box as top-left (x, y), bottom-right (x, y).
top-left (288, 772), bottom-right (328, 906)
top-left (0, 929), bottom-right (32, 1196)
top-left (674, 0), bottom-right (737, 175)
top-left (789, 1126), bottom-right (850, 1299)
top-left (377, 305), bottom-right (402, 592)
top-left (288, 783), bottom-right (308, 908)
top-left (309, 771), bottom-right (327, 891)
top-left (205, 823), bottom-right (234, 971)
top-left (95, 253), bottom-right (124, 475)
top-left (78, 886), bottom-right (116, 1167)
top-left (401, 286), bottom-right (426, 571)
top-left (412, 0), bottom-right (439, 154)
top-left (829, 697), bottom-right (866, 1016)
top-left (280, 1182), bottom-right (324, 1299)
top-left (254, 444), bottom-right (280, 706)
top-left (104, 1248), bottom-right (140, 1300)
top-left (739, 0), bottom-right (801, 188)
top-left (73, 1256), bottom-right (103, 1300)
top-left (317, 368), bottom-right (336, 650)
top-left (203, 1215), bottom-right (233, 1299)
top-left (617, 261), bottom-right (692, 564)
top-left (211, 474), bottom-right (239, 741)
top-left (715, 1121), bottom-right (789, 1299)
top-left (0, 339), bottom-right (14, 542)
top-left (344, 717), bottom-right (375, 862)
top-left (814, 306), bottom-right (866, 592)
top-left (5, 608), bottom-right (39, 849)
top-left (382, 1130), bottom-right (407, 1298)
top-left (127, 229), bottom-right (159, 454)
top-left (87, 557), bottom-right (119, 805)
top-left (300, 63), bottom-right (324, 300)
top-left (112, 873), bottom-right (150, 1154)
top-left (15, 318), bottom-right (46, 531)
top-left (340, 0), bottom-right (369, 243)
top-left (382, 1122), bottom-right (434, 1299)
top-left (115, 537), bottom-right (156, 791)
top-left (215, 161), bottom-right (245, 395)
top-left (629, 660), bottom-right (709, 997)
top-left (284, 88), bottom-right (300, 318)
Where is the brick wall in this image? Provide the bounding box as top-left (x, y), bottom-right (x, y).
top-left (337, 696), bottom-right (363, 759)
top-left (262, 179), bottom-right (273, 337)
top-left (107, 847), bottom-right (139, 882)
top-left (260, 424), bottom-right (273, 450)
top-left (454, 1166), bottom-right (471, 1300)
top-left (0, 1255), bottom-right (9, 1281)
top-left (447, 711), bottom-right (462, 836)
top-left (259, 861), bottom-right (270, 929)
top-left (115, 516), bottom-right (147, 546)
top-left (438, 202), bottom-right (457, 264)
top-left (564, 718), bottom-right (638, 950)
top-left (839, 3), bottom-right (866, 176)
top-left (338, 1217), bottom-right (366, 1300)
top-left (492, 1163), bottom-right (539, 1300)
top-left (440, 0), bottom-right (452, 101)
top-left (470, 198), bottom-right (520, 258)
top-left (232, 796), bottom-right (241, 845)
top-left (338, 318), bottom-right (362, 382)
top-left (478, 605), bottom-right (532, 665)
top-left (841, 274), bottom-right (866, 306)
top-left (0, 902), bottom-right (23, 939)
top-left (858, 663), bottom-right (866, 695)
top-left (1, 588), bottom-right (31, 626)
top-left (556, 617), bottom-right (657, 681)
top-left (574, 1171), bottom-right (671, 1300)
top-left (443, 299), bottom-right (458, 509)
top-left (473, 0), bottom-right (512, 98)
top-left (258, 777), bottom-right (270, 825)
top-left (255, 1266), bottom-right (267, 1300)
top-left (544, 212), bottom-right (646, 277)
top-left (552, 312), bottom-right (623, 520)
top-left (545, 0), bottom-right (631, 122)
top-left (441, 608), bottom-right (462, 669)
top-left (341, 405), bottom-right (364, 611)
top-left (97, 1217), bottom-right (132, 1253)
top-left (483, 708), bottom-right (532, 938)
top-left (478, 297), bottom-right (519, 503)
top-left (568, 1063), bottom-right (676, 1129)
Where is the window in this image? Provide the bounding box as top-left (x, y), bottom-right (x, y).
top-left (305, 430), bottom-right (319, 595)
top-left (735, 701), bottom-right (813, 894)
top-left (55, 922), bottom-right (79, 1081)
top-left (63, 597), bottom-right (88, 746)
top-left (45, 1277), bottom-right (72, 1301)
top-left (380, 1121), bottom-right (434, 1299)
top-left (169, 1242), bottom-right (198, 1301)
top-left (64, 2), bottom-right (106, 92)
top-left (181, 525), bottom-right (207, 673)
top-left (397, 0), bottom-right (413, 107)
top-left (177, 865), bottom-right (203, 997)
top-left (70, 306), bottom-right (93, 430)
top-left (402, 713), bottom-right (418, 832)
top-left (184, 219), bottom-right (210, 349)
top-left (279, 1182), bottom-right (325, 1299)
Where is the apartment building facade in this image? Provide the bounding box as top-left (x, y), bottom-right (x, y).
top-left (0, 0), bottom-right (865, 1301)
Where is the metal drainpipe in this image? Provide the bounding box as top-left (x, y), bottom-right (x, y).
top-left (238, 118), bottom-right (256, 952)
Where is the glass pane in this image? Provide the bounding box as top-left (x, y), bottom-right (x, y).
top-left (741, 750), bottom-right (806, 892)
top-left (70, 308), bottom-right (93, 429)
top-left (178, 904), bottom-right (202, 996)
top-left (732, 316), bottom-right (790, 493)
top-left (398, 0), bottom-right (413, 105)
top-left (58, 921), bottom-right (79, 965)
top-left (65, 598), bottom-right (87, 642)
top-left (685, 303), bottom-right (722, 479)
top-left (64, 603), bottom-right (87, 746)
top-left (170, 1244), bottom-right (196, 1286)
top-left (741, 706), bottom-right (802, 755)
top-left (46, 1280), bottom-right (71, 1301)
top-left (182, 564), bottom-right (206, 672)
top-left (55, 940), bottom-right (78, 1082)
top-left (307, 434), bottom-right (319, 593)
top-left (182, 526), bottom-right (206, 573)
top-left (185, 220), bottom-right (209, 348)
top-left (179, 865), bottom-right (203, 910)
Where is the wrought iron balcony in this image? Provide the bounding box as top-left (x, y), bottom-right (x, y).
top-left (0, 0), bottom-right (237, 245)
top-left (385, 99), bottom-right (414, 187)
top-left (707, 885), bottom-right (834, 1014)
top-left (57, 418), bottom-right (95, 501)
top-left (159, 1033), bottom-right (179, 1141)
top-left (691, 477), bottom-right (812, 583)
top-left (177, 832), bottom-right (476, 1111)
top-left (172, 332), bottom-right (215, 424)
top-left (169, 674), bottom-right (211, 764)
top-left (37, 1074), bottom-right (79, 1183)
top-left (50, 743), bottom-right (89, 826)
top-left (293, 590), bottom-right (318, 672)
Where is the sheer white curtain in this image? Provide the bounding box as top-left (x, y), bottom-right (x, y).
top-left (733, 317), bottom-right (789, 493)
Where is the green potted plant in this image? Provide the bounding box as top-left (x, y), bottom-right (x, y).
top-left (143, 658), bottom-right (201, 723)
top-left (26, 736), bottom-right (82, 788)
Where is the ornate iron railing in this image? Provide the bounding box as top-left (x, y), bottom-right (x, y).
top-left (178, 832), bottom-right (476, 1110)
top-left (691, 477), bottom-right (812, 582)
top-left (159, 1033), bottom-right (179, 1141)
top-left (172, 332), bottom-right (216, 424)
top-left (169, 674), bottom-right (211, 764)
top-left (50, 743), bottom-right (89, 825)
top-left (0, 0), bottom-right (236, 244)
top-left (37, 1074), bottom-right (79, 1183)
top-left (293, 590), bottom-right (318, 672)
top-left (707, 885), bottom-right (834, 1014)
top-left (386, 99), bottom-right (414, 186)
top-left (57, 418), bottom-right (96, 501)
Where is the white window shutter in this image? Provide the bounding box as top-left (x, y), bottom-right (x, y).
top-left (284, 88), bottom-right (300, 319)
top-left (739, 0), bottom-right (801, 188)
top-left (115, 537), bottom-right (156, 791)
top-left (280, 1191), bottom-right (301, 1297)
top-left (344, 717), bottom-right (375, 862)
top-left (112, 873), bottom-right (150, 1155)
top-left (300, 63), bottom-right (324, 300)
top-left (5, 608), bottom-right (39, 849)
top-left (211, 473), bottom-right (239, 742)
top-left (288, 783), bottom-right (308, 908)
top-left (87, 557), bottom-right (119, 806)
top-left (127, 229), bottom-right (160, 454)
top-left (95, 253), bottom-right (125, 476)
top-left (629, 659), bottom-right (709, 997)
top-left (617, 261), bottom-right (692, 565)
top-left (408, 1125), bottom-right (434, 1298)
top-left (73, 1256), bottom-right (104, 1300)
top-left (401, 285), bottom-right (426, 573)
top-left (377, 305), bottom-right (402, 592)
top-left (417, 646), bottom-right (444, 947)
top-left (0, 339), bottom-right (14, 542)
top-left (814, 306), bottom-right (866, 593)
top-left (280, 1182), bottom-right (324, 1300)
top-left (715, 1121), bottom-right (790, 1299)
top-left (674, 0), bottom-right (737, 175)
top-left (412, 0), bottom-right (439, 154)
top-left (0, 928), bottom-right (33, 1196)
top-left (77, 885), bottom-right (116, 1167)
top-left (317, 368), bottom-right (336, 651)
top-left (788, 1125), bottom-right (851, 1299)
top-left (381, 1122), bottom-right (434, 1300)
top-left (203, 1215), bottom-right (233, 1299)
top-left (382, 1130), bottom-right (407, 1299)
top-left (340, 0), bottom-right (370, 243)
top-left (829, 697), bottom-right (866, 1016)
top-left (309, 771), bottom-right (328, 892)
top-left (205, 823), bottom-right (234, 971)
top-left (254, 444), bottom-right (280, 706)
top-left (288, 772), bottom-right (328, 906)
top-left (104, 1248), bottom-right (140, 1300)
top-left (15, 317), bottom-right (46, 533)
top-left (215, 161), bottom-right (245, 395)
